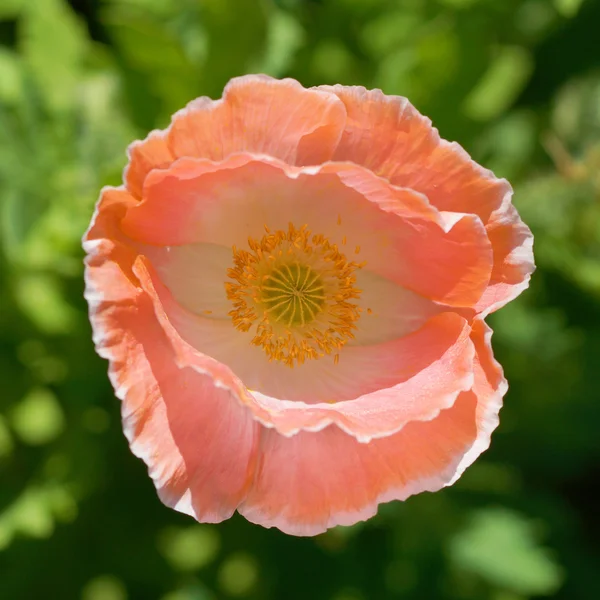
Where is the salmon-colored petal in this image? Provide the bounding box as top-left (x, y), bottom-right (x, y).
top-left (321, 85), bottom-right (508, 221)
top-left (168, 75), bottom-right (346, 165)
top-left (122, 155), bottom-right (493, 308)
top-left (321, 85), bottom-right (533, 315)
top-left (125, 130), bottom-right (174, 200)
top-left (142, 259), bottom-right (447, 405)
top-left (473, 202), bottom-right (535, 315)
top-left (238, 392), bottom-right (479, 536)
top-left (124, 75), bottom-right (346, 199)
top-left (237, 318), bottom-right (506, 536)
top-left (84, 190), bottom-right (259, 522)
top-left (82, 186), bottom-right (139, 301)
top-left (449, 318), bottom-right (508, 481)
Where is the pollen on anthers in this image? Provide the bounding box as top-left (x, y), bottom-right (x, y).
top-left (225, 223), bottom-right (365, 367)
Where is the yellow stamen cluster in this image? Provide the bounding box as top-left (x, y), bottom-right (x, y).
top-left (225, 223), bottom-right (364, 367)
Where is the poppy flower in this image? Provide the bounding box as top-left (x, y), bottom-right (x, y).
top-left (83, 75), bottom-right (534, 536)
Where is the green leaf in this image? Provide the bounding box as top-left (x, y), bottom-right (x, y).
top-left (0, 188), bottom-right (49, 264)
top-left (463, 46), bottom-right (534, 121)
top-left (552, 74), bottom-right (600, 151)
top-left (217, 553), bottom-right (259, 597)
top-left (0, 484), bottom-right (76, 551)
top-left (374, 20), bottom-right (459, 106)
top-left (102, 9), bottom-right (199, 119)
top-left (554, 0), bottom-right (586, 18)
top-left (0, 49), bottom-right (23, 104)
top-left (253, 9), bottom-right (305, 77)
top-left (0, 0), bottom-right (24, 19)
top-left (0, 416), bottom-right (14, 459)
top-left (14, 274), bottom-right (78, 334)
top-left (20, 0), bottom-right (88, 111)
top-left (311, 40), bottom-right (356, 83)
top-left (475, 110), bottom-right (537, 179)
top-left (81, 576), bottom-right (128, 600)
top-left (11, 387), bottom-right (65, 446)
top-left (161, 584), bottom-right (216, 600)
top-left (361, 10), bottom-right (423, 58)
top-left (437, 0), bottom-right (482, 8)
top-left (158, 526), bottom-right (221, 572)
top-left (199, 0), bottom-right (268, 97)
top-left (450, 508), bottom-right (564, 595)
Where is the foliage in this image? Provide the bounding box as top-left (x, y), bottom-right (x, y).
top-left (1, 0), bottom-right (599, 598)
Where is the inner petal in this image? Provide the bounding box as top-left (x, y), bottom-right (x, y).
top-left (142, 250), bottom-right (451, 404)
top-left (122, 155), bottom-right (492, 308)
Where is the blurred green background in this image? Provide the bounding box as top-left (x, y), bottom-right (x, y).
top-left (1, 0), bottom-right (599, 598)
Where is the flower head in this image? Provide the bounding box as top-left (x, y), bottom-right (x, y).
top-left (83, 75), bottom-right (534, 536)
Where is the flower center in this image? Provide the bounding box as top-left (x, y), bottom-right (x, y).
top-left (261, 263), bottom-right (326, 327)
top-left (225, 223), bottom-right (364, 367)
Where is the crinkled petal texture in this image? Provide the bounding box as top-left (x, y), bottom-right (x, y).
top-left (84, 75), bottom-right (533, 536)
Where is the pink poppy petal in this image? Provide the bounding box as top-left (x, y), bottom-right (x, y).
top-left (238, 392), bottom-right (479, 536)
top-left (168, 75), bottom-right (346, 166)
top-left (122, 155), bottom-right (493, 308)
top-left (320, 85), bottom-right (508, 221)
top-left (245, 312), bottom-right (474, 441)
top-left (84, 190), bottom-right (259, 523)
top-left (123, 76), bottom-right (346, 201)
top-left (449, 318), bottom-right (508, 481)
top-left (473, 202), bottom-right (535, 315)
top-left (237, 318), bottom-right (506, 536)
top-left (321, 84), bottom-right (533, 314)
top-left (125, 130), bottom-right (174, 200)
top-left (123, 75), bottom-right (345, 201)
top-left (350, 269), bottom-right (443, 346)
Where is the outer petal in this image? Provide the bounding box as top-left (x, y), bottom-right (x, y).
top-left (84, 187), bottom-right (259, 522)
top-left (125, 75), bottom-right (347, 198)
top-left (237, 318), bottom-right (507, 536)
top-left (473, 202), bottom-right (535, 316)
top-left (122, 154), bottom-right (493, 308)
top-left (239, 393), bottom-right (479, 537)
top-left (125, 131), bottom-right (174, 200)
top-left (448, 318), bottom-right (508, 481)
top-left (321, 84), bottom-right (534, 313)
